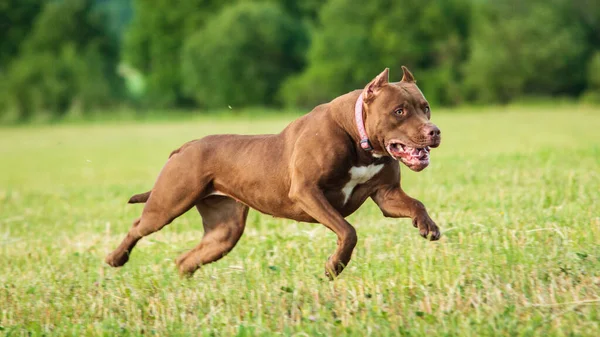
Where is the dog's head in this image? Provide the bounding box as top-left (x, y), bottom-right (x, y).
top-left (362, 67), bottom-right (441, 172)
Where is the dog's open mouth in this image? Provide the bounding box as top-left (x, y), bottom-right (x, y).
top-left (386, 141), bottom-right (430, 172)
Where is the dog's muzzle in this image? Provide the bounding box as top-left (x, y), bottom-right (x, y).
top-left (386, 142), bottom-right (431, 172)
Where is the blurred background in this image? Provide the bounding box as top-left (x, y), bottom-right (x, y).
top-left (1, 0), bottom-right (599, 123)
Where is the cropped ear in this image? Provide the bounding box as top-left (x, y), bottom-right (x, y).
top-left (401, 65), bottom-right (416, 83)
top-left (363, 68), bottom-right (389, 102)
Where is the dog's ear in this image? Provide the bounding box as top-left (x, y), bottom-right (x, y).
top-left (363, 68), bottom-right (389, 102)
top-left (401, 66), bottom-right (416, 83)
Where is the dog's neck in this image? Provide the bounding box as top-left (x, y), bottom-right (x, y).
top-left (354, 93), bottom-right (373, 152)
top-left (332, 90), bottom-right (386, 161)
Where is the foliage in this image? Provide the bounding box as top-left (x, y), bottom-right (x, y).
top-left (270, 0), bottom-right (325, 25)
top-left (581, 51), bottom-right (600, 103)
top-left (572, 0), bottom-right (600, 47)
top-left (587, 52), bottom-right (600, 89)
top-left (464, 0), bottom-right (589, 103)
top-left (94, 0), bottom-right (134, 46)
top-left (0, 0), bottom-right (121, 121)
top-left (181, 2), bottom-right (307, 108)
top-left (123, 0), bottom-right (232, 108)
top-left (0, 0), bottom-right (44, 69)
top-left (2, 0), bottom-right (600, 120)
top-left (280, 0), bottom-right (472, 108)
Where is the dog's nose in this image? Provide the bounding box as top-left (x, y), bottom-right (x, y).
top-left (424, 124), bottom-right (441, 137)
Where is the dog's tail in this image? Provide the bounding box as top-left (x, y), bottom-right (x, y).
top-left (128, 191), bottom-right (151, 204)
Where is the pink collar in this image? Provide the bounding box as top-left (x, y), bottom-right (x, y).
top-left (354, 93), bottom-right (373, 151)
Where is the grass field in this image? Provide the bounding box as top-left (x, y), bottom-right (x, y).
top-left (1, 106), bottom-right (599, 336)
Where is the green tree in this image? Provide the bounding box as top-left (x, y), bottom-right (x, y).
top-left (581, 51), bottom-right (600, 103)
top-left (181, 2), bottom-right (307, 108)
top-left (281, 0), bottom-right (471, 108)
top-left (464, 0), bottom-right (589, 103)
top-left (2, 0), bottom-right (121, 120)
top-left (573, 0), bottom-right (600, 48)
top-left (123, 0), bottom-right (232, 108)
top-left (94, 0), bottom-right (133, 46)
top-left (273, 0), bottom-right (324, 24)
top-left (572, 0), bottom-right (600, 103)
top-left (0, 0), bottom-right (43, 69)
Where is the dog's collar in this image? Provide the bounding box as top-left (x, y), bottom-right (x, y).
top-left (354, 93), bottom-right (373, 151)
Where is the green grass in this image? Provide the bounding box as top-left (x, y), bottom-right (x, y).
top-left (1, 106), bottom-right (599, 336)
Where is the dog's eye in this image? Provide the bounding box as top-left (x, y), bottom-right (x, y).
top-left (394, 108), bottom-right (404, 116)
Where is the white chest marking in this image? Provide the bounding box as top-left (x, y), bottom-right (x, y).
top-left (341, 164), bottom-right (384, 205)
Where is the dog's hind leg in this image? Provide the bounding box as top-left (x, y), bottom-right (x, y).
top-left (106, 152), bottom-right (208, 268)
top-left (175, 196), bottom-right (249, 277)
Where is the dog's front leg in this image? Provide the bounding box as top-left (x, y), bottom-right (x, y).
top-left (371, 185), bottom-right (441, 240)
top-left (289, 182), bottom-right (357, 279)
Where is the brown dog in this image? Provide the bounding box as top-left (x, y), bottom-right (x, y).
top-left (106, 67), bottom-right (441, 278)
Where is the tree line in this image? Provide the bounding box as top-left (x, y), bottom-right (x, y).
top-left (1, 0), bottom-right (599, 121)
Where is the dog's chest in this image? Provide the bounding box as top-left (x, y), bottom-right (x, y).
top-left (341, 164), bottom-right (384, 205)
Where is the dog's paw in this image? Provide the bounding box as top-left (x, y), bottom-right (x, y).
top-left (324, 257), bottom-right (345, 280)
top-left (105, 250), bottom-right (130, 267)
top-left (413, 216), bottom-right (441, 241)
top-left (175, 255), bottom-right (199, 278)
top-left (177, 263), bottom-right (198, 278)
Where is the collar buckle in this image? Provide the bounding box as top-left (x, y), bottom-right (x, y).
top-left (360, 139), bottom-right (373, 151)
